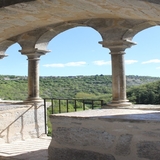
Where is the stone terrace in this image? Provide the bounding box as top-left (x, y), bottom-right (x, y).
top-left (0, 137), bottom-right (51, 160)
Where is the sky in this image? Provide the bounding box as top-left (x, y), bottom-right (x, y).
top-left (1, 26), bottom-right (160, 77)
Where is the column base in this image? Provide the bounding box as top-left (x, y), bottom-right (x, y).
top-left (23, 97), bottom-right (43, 104)
top-left (103, 100), bottom-right (132, 108)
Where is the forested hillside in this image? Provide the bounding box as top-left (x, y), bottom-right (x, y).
top-left (127, 80), bottom-right (160, 104)
top-left (0, 74), bottom-right (159, 104)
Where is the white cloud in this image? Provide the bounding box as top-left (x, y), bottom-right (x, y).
top-left (93, 60), bottom-right (138, 66)
top-left (142, 59), bottom-right (160, 64)
top-left (93, 60), bottom-right (111, 66)
top-left (156, 67), bottom-right (160, 70)
top-left (65, 61), bottom-right (86, 67)
top-left (125, 60), bottom-right (138, 64)
top-left (43, 60), bottom-right (138, 68)
top-left (43, 61), bottom-right (86, 68)
top-left (43, 63), bottom-right (64, 67)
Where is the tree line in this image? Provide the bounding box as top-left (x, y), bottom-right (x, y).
top-left (0, 75), bottom-right (160, 104)
top-left (127, 80), bottom-right (160, 104)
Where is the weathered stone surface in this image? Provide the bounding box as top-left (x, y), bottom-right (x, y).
top-left (0, 103), bottom-right (45, 143)
top-left (53, 127), bottom-right (115, 149)
top-left (137, 141), bottom-right (160, 160)
top-left (143, 130), bottom-right (160, 138)
top-left (48, 147), bottom-right (116, 160)
top-left (0, 0), bottom-right (160, 44)
top-left (0, 103), bottom-right (28, 111)
top-left (52, 109), bottom-right (160, 122)
top-left (49, 109), bottom-right (160, 160)
top-left (115, 134), bottom-right (133, 156)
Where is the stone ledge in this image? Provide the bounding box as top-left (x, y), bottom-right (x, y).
top-left (103, 104), bottom-right (160, 110)
top-left (50, 109), bottom-right (160, 122)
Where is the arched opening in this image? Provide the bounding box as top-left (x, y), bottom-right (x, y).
top-left (39, 26), bottom-right (113, 120)
top-left (39, 25), bottom-right (114, 101)
top-left (125, 26), bottom-right (160, 77)
top-left (0, 43), bottom-right (28, 100)
top-left (1, 43), bottom-right (27, 76)
top-left (40, 26), bottom-right (111, 76)
top-left (125, 26), bottom-right (160, 104)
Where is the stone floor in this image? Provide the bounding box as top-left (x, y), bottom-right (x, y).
top-left (0, 137), bottom-right (51, 160)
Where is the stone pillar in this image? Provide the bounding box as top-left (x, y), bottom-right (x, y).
top-left (20, 49), bottom-right (49, 103)
top-left (99, 40), bottom-right (136, 107)
top-left (27, 55), bottom-right (41, 102)
top-left (110, 51), bottom-right (130, 107)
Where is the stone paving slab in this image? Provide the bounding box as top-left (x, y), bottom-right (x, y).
top-left (0, 137), bottom-right (51, 160)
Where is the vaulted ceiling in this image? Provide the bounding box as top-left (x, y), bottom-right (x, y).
top-left (0, 0), bottom-right (160, 52)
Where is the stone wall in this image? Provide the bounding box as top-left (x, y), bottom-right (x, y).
top-left (49, 109), bottom-right (160, 160)
top-left (0, 103), bottom-right (45, 143)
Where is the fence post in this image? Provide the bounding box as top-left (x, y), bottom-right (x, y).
top-left (66, 99), bottom-right (69, 112)
top-left (101, 100), bottom-right (103, 108)
top-left (74, 100), bottom-right (77, 112)
top-left (83, 100), bottom-right (85, 110)
top-left (59, 99), bottom-right (61, 113)
top-left (92, 100), bottom-right (94, 109)
top-left (51, 99), bottom-right (54, 114)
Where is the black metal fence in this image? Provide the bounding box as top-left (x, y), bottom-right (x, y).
top-left (43, 98), bottom-right (103, 134)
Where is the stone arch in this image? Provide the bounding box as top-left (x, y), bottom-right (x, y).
top-left (0, 40), bottom-right (16, 58)
top-left (15, 28), bottom-right (47, 51)
top-left (17, 18), bottom-right (155, 52)
top-left (39, 25), bottom-right (106, 76)
top-left (123, 21), bottom-right (158, 41)
top-left (35, 21), bottom-right (102, 51)
top-left (83, 19), bottom-right (158, 45)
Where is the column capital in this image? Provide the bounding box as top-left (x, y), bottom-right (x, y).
top-left (19, 48), bottom-right (50, 59)
top-left (0, 54), bottom-right (8, 59)
top-left (99, 39), bottom-right (136, 54)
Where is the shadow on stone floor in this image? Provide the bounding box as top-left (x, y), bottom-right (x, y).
top-left (0, 149), bottom-right (48, 160)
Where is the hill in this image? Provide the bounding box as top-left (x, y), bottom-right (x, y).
top-left (0, 75), bottom-right (159, 104)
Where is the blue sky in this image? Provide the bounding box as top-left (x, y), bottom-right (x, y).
top-left (1, 26), bottom-right (160, 77)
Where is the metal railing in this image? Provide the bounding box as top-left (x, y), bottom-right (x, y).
top-left (43, 98), bottom-right (103, 134)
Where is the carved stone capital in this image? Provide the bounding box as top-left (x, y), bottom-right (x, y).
top-left (19, 48), bottom-right (50, 60)
top-left (99, 39), bottom-right (136, 53)
top-left (0, 54), bottom-right (8, 59)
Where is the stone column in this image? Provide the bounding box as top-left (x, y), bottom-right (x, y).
top-left (99, 40), bottom-right (136, 107)
top-left (110, 51), bottom-right (130, 107)
top-left (20, 49), bottom-right (49, 103)
top-left (27, 55), bottom-right (40, 102)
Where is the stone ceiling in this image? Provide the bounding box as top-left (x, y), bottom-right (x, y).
top-left (0, 0), bottom-right (160, 51)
